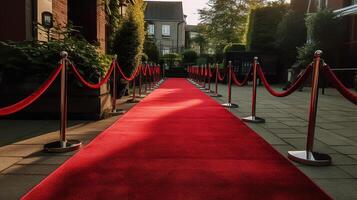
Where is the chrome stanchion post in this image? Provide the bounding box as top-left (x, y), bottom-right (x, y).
top-left (44, 51), bottom-right (81, 153)
top-left (128, 66), bottom-right (140, 103)
top-left (243, 57), bottom-right (265, 123)
top-left (110, 56), bottom-right (126, 115)
top-left (207, 64), bottom-right (212, 93)
top-left (222, 61), bottom-right (238, 108)
top-left (138, 64), bottom-right (146, 98)
top-left (288, 50), bottom-right (331, 166)
top-left (211, 64), bottom-right (222, 97)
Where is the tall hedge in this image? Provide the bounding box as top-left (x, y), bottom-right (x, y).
top-left (246, 4), bottom-right (287, 52)
top-left (275, 10), bottom-right (307, 67)
top-left (112, 0), bottom-right (145, 74)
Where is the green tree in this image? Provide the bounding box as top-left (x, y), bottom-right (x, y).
top-left (297, 10), bottom-right (344, 66)
top-left (198, 0), bottom-right (267, 54)
top-left (112, 0), bottom-right (145, 74)
top-left (182, 49), bottom-right (198, 66)
top-left (275, 10), bottom-right (307, 67)
top-left (143, 37), bottom-right (159, 63)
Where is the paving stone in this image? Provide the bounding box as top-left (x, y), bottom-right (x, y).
top-left (17, 156), bottom-right (70, 165)
top-left (332, 146), bottom-right (357, 155)
top-left (276, 134), bottom-right (306, 139)
top-left (0, 175), bottom-right (46, 200)
top-left (313, 179), bottom-right (357, 200)
top-left (329, 154), bottom-right (357, 165)
top-left (0, 157), bottom-right (21, 172)
top-left (0, 145), bottom-right (43, 157)
top-left (339, 165), bottom-right (357, 178)
top-left (1, 164), bottom-right (59, 175)
top-left (298, 166), bottom-right (352, 179)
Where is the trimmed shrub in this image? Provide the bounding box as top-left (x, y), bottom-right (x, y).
top-left (275, 10), bottom-right (307, 67)
top-left (224, 43), bottom-right (246, 53)
top-left (246, 4), bottom-right (287, 52)
top-left (112, 0), bottom-right (145, 75)
top-left (143, 37), bottom-right (159, 63)
top-left (182, 50), bottom-right (198, 66)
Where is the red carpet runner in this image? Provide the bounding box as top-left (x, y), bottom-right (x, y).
top-left (23, 78), bottom-right (331, 200)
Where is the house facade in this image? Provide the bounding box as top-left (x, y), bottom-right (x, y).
top-left (0, 0), bottom-right (135, 53)
top-left (144, 1), bottom-right (186, 55)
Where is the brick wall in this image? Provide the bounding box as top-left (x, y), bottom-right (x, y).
top-left (52, 0), bottom-right (68, 28)
top-left (96, 0), bottom-right (106, 53)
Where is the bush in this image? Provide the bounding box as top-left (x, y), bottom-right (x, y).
top-left (160, 53), bottom-right (181, 67)
top-left (298, 10), bottom-right (344, 66)
top-left (143, 37), bottom-right (159, 63)
top-left (181, 50), bottom-right (198, 66)
top-left (112, 0), bottom-right (145, 75)
top-left (223, 43), bottom-right (245, 53)
top-left (246, 4), bottom-right (287, 52)
top-left (0, 37), bottom-right (112, 84)
top-left (275, 10), bottom-right (307, 67)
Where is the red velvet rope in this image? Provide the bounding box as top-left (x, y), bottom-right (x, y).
top-left (209, 66), bottom-right (213, 78)
top-left (0, 64), bottom-right (63, 116)
top-left (115, 62), bottom-right (140, 81)
top-left (257, 63), bottom-right (313, 97)
top-left (217, 67), bottom-right (226, 81)
top-left (142, 64), bottom-right (149, 76)
top-left (69, 61), bottom-right (115, 89)
top-left (322, 65), bottom-right (357, 105)
top-left (231, 66), bottom-right (252, 87)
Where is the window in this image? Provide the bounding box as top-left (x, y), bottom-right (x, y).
top-left (162, 25), bottom-right (170, 37)
top-left (162, 47), bottom-right (170, 55)
top-left (148, 24), bottom-right (155, 35)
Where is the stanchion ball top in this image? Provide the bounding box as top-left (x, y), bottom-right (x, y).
top-left (113, 54), bottom-right (118, 59)
top-left (254, 56), bottom-right (259, 61)
top-left (314, 50), bottom-right (323, 57)
top-left (229, 61), bottom-right (232, 64)
top-left (60, 51), bottom-right (68, 58)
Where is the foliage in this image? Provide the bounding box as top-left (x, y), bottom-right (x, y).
top-left (196, 54), bottom-right (215, 65)
top-left (297, 42), bottom-right (317, 67)
top-left (104, 0), bottom-right (122, 52)
top-left (246, 3), bottom-right (287, 52)
top-left (223, 43), bottom-right (246, 53)
top-left (198, 0), bottom-right (268, 54)
top-left (143, 37), bottom-right (159, 63)
top-left (298, 10), bottom-right (344, 66)
top-left (160, 53), bottom-right (181, 67)
top-left (191, 33), bottom-right (207, 54)
top-left (112, 0), bottom-right (146, 75)
top-left (181, 50), bottom-right (198, 66)
top-left (0, 33), bottom-right (112, 84)
top-left (141, 53), bottom-right (149, 62)
top-left (275, 10), bottom-right (307, 66)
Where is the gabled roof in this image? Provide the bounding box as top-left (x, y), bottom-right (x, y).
top-left (145, 1), bottom-right (184, 22)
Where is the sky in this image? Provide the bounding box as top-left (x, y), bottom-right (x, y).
top-left (147, 0), bottom-right (291, 25)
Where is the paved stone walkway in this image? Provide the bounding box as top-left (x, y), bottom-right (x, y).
top-left (0, 98), bottom-right (137, 199)
top-left (0, 81), bottom-right (356, 199)
top-left (210, 82), bottom-right (357, 200)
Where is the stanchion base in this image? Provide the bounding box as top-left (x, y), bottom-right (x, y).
top-left (127, 99), bottom-right (141, 103)
top-left (211, 93), bottom-right (222, 97)
top-left (222, 103), bottom-right (239, 108)
top-left (205, 89), bottom-right (213, 93)
top-left (288, 150), bottom-right (331, 166)
top-left (242, 116), bottom-right (265, 123)
top-left (44, 140), bottom-right (81, 153)
top-left (109, 109), bottom-right (126, 116)
top-left (137, 94), bottom-right (147, 98)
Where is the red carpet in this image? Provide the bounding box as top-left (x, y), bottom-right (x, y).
top-left (22, 78), bottom-right (331, 200)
